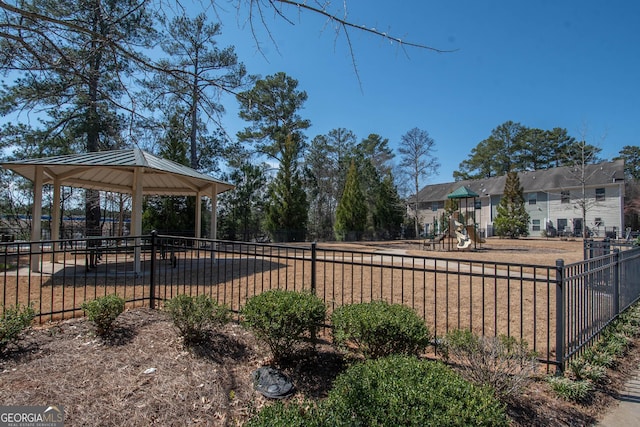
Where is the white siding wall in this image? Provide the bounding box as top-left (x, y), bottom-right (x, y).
top-left (542, 185), bottom-right (623, 237)
top-left (415, 183), bottom-right (624, 238)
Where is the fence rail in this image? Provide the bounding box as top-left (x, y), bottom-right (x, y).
top-left (2, 233), bottom-right (640, 372)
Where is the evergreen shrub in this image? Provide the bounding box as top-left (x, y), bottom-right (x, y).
top-left (247, 356), bottom-right (508, 427)
top-left (241, 289), bottom-right (325, 362)
top-left (331, 300), bottom-right (430, 359)
top-left (0, 303), bottom-right (36, 354)
top-left (324, 355), bottom-right (508, 426)
top-left (81, 294), bottom-right (125, 336)
top-left (245, 401), bottom-right (320, 427)
top-left (164, 294), bottom-right (231, 344)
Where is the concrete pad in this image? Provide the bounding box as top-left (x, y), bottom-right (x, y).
top-left (598, 370), bottom-right (640, 426)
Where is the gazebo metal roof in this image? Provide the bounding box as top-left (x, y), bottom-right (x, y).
top-left (1, 148), bottom-right (234, 196)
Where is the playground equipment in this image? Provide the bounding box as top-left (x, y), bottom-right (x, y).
top-left (421, 185), bottom-right (485, 252)
top-left (446, 185), bottom-right (484, 251)
top-left (466, 225), bottom-right (485, 244)
top-left (423, 232), bottom-right (446, 251)
top-left (454, 221), bottom-right (472, 249)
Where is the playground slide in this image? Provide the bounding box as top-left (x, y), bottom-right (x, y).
top-left (466, 225), bottom-right (485, 243)
top-left (455, 231), bottom-right (472, 249)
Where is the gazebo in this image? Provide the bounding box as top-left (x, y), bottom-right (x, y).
top-left (1, 149), bottom-right (235, 272)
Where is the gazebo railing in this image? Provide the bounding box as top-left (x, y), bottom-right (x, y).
top-left (1, 235), bottom-right (151, 322)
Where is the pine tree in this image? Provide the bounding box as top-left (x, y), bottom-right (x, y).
top-left (237, 73), bottom-right (310, 242)
top-left (143, 13), bottom-right (245, 172)
top-left (265, 136), bottom-right (308, 242)
top-left (334, 161), bottom-right (367, 241)
top-left (494, 172), bottom-right (530, 238)
top-left (217, 162), bottom-right (268, 241)
top-left (373, 173), bottom-right (405, 239)
top-left (142, 110), bottom-right (195, 235)
top-left (305, 129), bottom-right (357, 240)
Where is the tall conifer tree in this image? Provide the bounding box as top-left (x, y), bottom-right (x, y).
top-left (334, 161), bottom-right (367, 241)
top-left (264, 136), bottom-right (308, 242)
top-left (494, 172), bottom-right (530, 238)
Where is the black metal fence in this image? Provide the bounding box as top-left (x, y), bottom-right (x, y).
top-left (558, 248), bottom-right (640, 365)
top-left (2, 233), bottom-right (640, 372)
top-left (584, 238), bottom-right (637, 259)
top-left (1, 235), bottom-right (151, 322)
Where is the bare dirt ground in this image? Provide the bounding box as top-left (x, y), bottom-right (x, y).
top-left (329, 236), bottom-right (587, 266)
top-left (1, 237), bottom-right (637, 426)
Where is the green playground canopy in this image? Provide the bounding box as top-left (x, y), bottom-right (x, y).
top-left (447, 186), bottom-right (479, 199)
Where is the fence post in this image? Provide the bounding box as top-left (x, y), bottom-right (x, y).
top-left (583, 239), bottom-right (590, 260)
top-left (555, 259), bottom-right (565, 373)
top-left (149, 230), bottom-right (157, 309)
top-left (310, 242), bottom-right (317, 295)
top-left (613, 249), bottom-right (620, 315)
top-left (310, 241), bottom-right (317, 345)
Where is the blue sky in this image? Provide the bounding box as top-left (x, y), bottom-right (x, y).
top-left (210, 1), bottom-right (640, 185)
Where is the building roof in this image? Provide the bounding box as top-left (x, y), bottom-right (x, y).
top-left (1, 148), bottom-right (235, 196)
top-left (416, 159), bottom-right (625, 202)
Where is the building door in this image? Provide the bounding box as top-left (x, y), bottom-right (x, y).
top-left (573, 218), bottom-right (583, 237)
top-left (557, 218), bottom-right (568, 236)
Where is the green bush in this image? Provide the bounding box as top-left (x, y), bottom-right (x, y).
top-left (241, 290), bottom-right (326, 362)
top-left (81, 294), bottom-right (125, 336)
top-left (568, 358), bottom-right (607, 384)
top-left (0, 303), bottom-right (36, 354)
top-left (599, 333), bottom-right (630, 358)
top-left (331, 300), bottom-right (431, 359)
top-left (163, 294), bottom-right (230, 344)
top-left (245, 401), bottom-right (321, 427)
top-left (583, 348), bottom-right (615, 369)
top-left (247, 356), bottom-right (508, 426)
top-left (325, 355), bottom-right (508, 426)
top-left (441, 329), bottom-right (538, 400)
top-left (547, 376), bottom-right (594, 402)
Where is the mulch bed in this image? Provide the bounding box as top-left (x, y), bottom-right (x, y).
top-left (0, 308), bottom-right (342, 426)
top-left (1, 307), bottom-right (639, 426)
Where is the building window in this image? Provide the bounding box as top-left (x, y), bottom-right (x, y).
top-left (474, 200), bottom-right (481, 209)
top-left (431, 202), bottom-right (438, 212)
top-left (596, 188), bottom-right (605, 201)
top-left (561, 191), bottom-right (570, 204)
top-left (529, 194), bottom-right (537, 205)
top-left (532, 219), bottom-right (540, 231)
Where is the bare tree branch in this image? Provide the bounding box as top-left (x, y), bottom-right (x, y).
top-left (270, 0), bottom-right (455, 53)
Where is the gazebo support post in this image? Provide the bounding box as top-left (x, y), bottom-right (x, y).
top-left (52, 179), bottom-right (61, 263)
top-left (30, 166), bottom-right (43, 272)
top-left (195, 191), bottom-right (202, 242)
top-left (132, 168), bottom-right (143, 274)
top-left (210, 183), bottom-right (218, 260)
